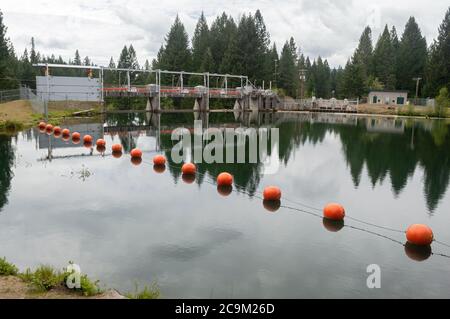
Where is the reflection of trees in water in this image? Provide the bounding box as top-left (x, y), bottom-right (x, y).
top-left (0, 135), bottom-right (15, 212)
top-left (105, 112), bottom-right (450, 213)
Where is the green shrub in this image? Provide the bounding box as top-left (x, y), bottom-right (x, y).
top-left (0, 257), bottom-right (19, 276)
top-left (30, 265), bottom-right (63, 291)
top-left (0, 120), bottom-right (24, 132)
top-left (126, 282), bottom-right (160, 299)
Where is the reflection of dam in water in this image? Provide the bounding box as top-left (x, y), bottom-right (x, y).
top-left (36, 111), bottom-right (436, 153)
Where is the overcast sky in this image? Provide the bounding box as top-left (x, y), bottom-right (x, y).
top-left (2, 0), bottom-right (449, 68)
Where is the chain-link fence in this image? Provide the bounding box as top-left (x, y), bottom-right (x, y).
top-left (0, 89), bottom-right (21, 104)
top-left (19, 86), bottom-right (46, 114)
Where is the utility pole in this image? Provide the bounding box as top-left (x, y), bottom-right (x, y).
top-left (299, 68), bottom-right (306, 99)
top-left (412, 77), bottom-right (422, 100)
top-left (274, 59), bottom-right (278, 88)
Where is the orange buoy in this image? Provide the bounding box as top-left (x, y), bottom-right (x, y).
top-left (112, 150), bottom-right (122, 158)
top-left (131, 156), bottom-right (142, 166)
top-left (112, 144), bottom-right (122, 153)
top-left (182, 173), bottom-right (196, 184)
top-left (217, 185), bottom-right (233, 197)
top-left (153, 164), bottom-right (166, 174)
top-left (72, 132), bottom-right (81, 139)
top-left (83, 134), bottom-right (93, 143)
top-left (263, 199), bottom-right (281, 212)
top-left (62, 134), bottom-right (70, 142)
top-left (96, 145), bottom-right (106, 153)
top-left (323, 203), bottom-right (345, 221)
top-left (322, 218), bottom-right (345, 232)
top-left (153, 155), bottom-right (166, 166)
top-left (62, 128), bottom-right (70, 136)
top-left (53, 126), bottom-right (61, 134)
top-left (404, 242), bottom-right (432, 261)
top-left (130, 148), bottom-right (142, 158)
top-left (182, 162), bottom-right (196, 175)
top-left (217, 172), bottom-right (233, 187)
top-left (263, 186), bottom-right (281, 201)
top-left (96, 138), bottom-right (106, 147)
top-left (38, 122), bottom-right (46, 130)
top-left (84, 141), bottom-right (93, 148)
top-left (406, 224), bottom-right (434, 246)
top-left (45, 124), bottom-right (54, 134)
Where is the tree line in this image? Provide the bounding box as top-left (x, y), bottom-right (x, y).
top-left (0, 7), bottom-right (449, 99)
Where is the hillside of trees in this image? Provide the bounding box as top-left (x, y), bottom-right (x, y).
top-left (0, 7), bottom-right (449, 99)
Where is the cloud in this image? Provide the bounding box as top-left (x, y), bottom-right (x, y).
top-left (1, 0), bottom-right (449, 68)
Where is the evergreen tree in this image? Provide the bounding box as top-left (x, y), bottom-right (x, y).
top-left (30, 37), bottom-right (38, 64)
top-left (157, 15), bottom-right (191, 73)
top-left (425, 7), bottom-right (450, 97)
top-left (73, 49), bottom-right (82, 65)
top-left (191, 12), bottom-right (210, 72)
top-left (353, 26), bottom-right (373, 89)
top-left (396, 17), bottom-right (427, 94)
top-left (118, 46), bottom-right (129, 68)
top-left (210, 13), bottom-right (234, 72)
top-left (0, 10), bottom-right (17, 89)
top-left (128, 45), bottom-right (139, 69)
top-left (278, 40), bottom-right (297, 96)
top-left (199, 48), bottom-right (214, 73)
top-left (372, 25), bottom-right (396, 89)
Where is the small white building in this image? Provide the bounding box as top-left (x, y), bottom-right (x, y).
top-left (368, 90), bottom-right (408, 105)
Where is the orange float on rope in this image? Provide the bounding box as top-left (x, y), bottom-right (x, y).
top-left (38, 122), bottom-right (46, 130)
top-left (130, 148), bottom-right (142, 158)
top-left (83, 134), bottom-right (93, 143)
top-left (111, 144), bottom-right (122, 153)
top-left (217, 185), bottom-right (233, 197)
top-left (323, 203), bottom-right (345, 221)
top-left (96, 145), bottom-right (106, 153)
top-left (62, 128), bottom-right (70, 136)
top-left (45, 124), bottom-right (53, 134)
top-left (53, 126), bottom-right (61, 134)
top-left (153, 155), bottom-right (166, 166)
top-left (131, 156), bottom-right (142, 166)
top-left (112, 150), bottom-right (122, 158)
top-left (72, 132), bottom-right (81, 139)
top-left (182, 162), bottom-right (196, 175)
top-left (182, 173), bottom-right (196, 184)
top-left (263, 199), bottom-right (281, 212)
top-left (263, 186), bottom-right (281, 201)
top-left (406, 224), bottom-right (434, 246)
top-left (62, 134), bottom-right (70, 142)
top-left (217, 172), bottom-right (233, 187)
top-left (153, 164), bottom-right (166, 174)
top-left (96, 138), bottom-right (106, 147)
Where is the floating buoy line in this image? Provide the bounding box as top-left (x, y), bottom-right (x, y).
top-left (37, 121), bottom-right (450, 261)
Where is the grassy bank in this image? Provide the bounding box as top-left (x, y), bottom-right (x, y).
top-left (0, 257), bottom-right (160, 299)
top-left (0, 100), bottom-right (102, 134)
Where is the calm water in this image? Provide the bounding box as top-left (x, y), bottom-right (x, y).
top-left (1, 111), bottom-right (450, 298)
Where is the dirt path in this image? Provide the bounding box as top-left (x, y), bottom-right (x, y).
top-left (0, 100), bottom-right (35, 127)
top-left (0, 276), bottom-right (125, 299)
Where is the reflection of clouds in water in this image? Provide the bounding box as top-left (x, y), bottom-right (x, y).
top-left (152, 228), bottom-right (243, 261)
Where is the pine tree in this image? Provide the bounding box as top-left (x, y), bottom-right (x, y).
top-left (209, 13), bottom-right (233, 73)
top-left (73, 50), bottom-right (82, 65)
top-left (353, 26), bottom-right (373, 89)
top-left (30, 37), bottom-right (38, 64)
top-left (373, 25), bottom-right (396, 89)
top-left (192, 12), bottom-right (210, 72)
top-left (199, 48), bottom-right (214, 73)
top-left (396, 17), bottom-right (427, 94)
top-left (128, 45), bottom-right (139, 69)
top-left (118, 46), bottom-right (129, 68)
top-left (278, 41), bottom-right (297, 96)
top-left (0, 10), bottom-right (17, 89)
top-left (425, 7), bottom-right (450, 97)
top-left (158, 15), bottom-right (191, 73)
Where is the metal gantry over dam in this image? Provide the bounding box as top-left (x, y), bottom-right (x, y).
top-left (33, 63), bottom-right (280, 112)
